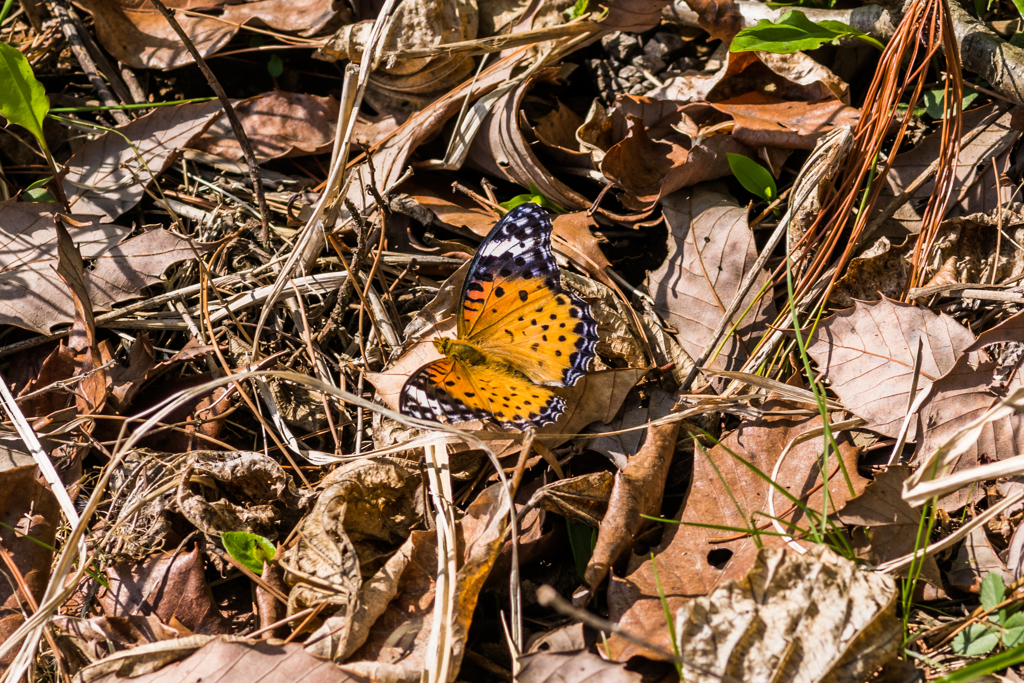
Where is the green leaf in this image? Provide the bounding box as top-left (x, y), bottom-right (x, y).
top-left (222, 531), bottom-right (276, 575)
top-left (952, 623), bottom-right (1001, 656)
top-left (566, 521), bottom-right (597, 581)
top-left (564, 0), bottom-right (589, 20)
top-left (981, 572), bottom-right (1006, 612)
top-left (1004, 613), bottom-right (1024, 648)
top-left (727, 153), bottom-right (777, 202)
top-left (921, 87), bottom-right (979, 119)
top-left (0, 41), bottom-right (50, 151)
top-left (730, 10), bottom-right (884, 54)
top-left (267, 54), bottom-right (284, 78)
top-left (500, 182), bottom-right (565, 213)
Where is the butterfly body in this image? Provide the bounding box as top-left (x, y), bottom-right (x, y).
top-left (400, 204), bottom-right (599, 430)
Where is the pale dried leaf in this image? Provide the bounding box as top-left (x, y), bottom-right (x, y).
top-left (673, 546), bottom-right (899, 683)
top-left (63, 101), bottom-right (223, 221)
top-left (518, 650), bottom-right (642, 683)
top-left (648, 184), bottom-right (776, 374)
top-left (82, 637), bottom-right (369, 683)
top-left (806, 299), bottom-right (978, 441)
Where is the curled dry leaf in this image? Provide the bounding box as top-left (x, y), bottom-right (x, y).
top-left (469, 70), bottom-right (592, 211)
top-left (176, 450), bottom-right (310, 539)
top-left (647, 184), bottom-right (776, 375)
top-left (63, 101), bottom-right (223, 221)
top-left (585, 416), bottom-right (681, 591)
top-left (282, 457), bottom-right (422, 628)
top-left (673, 546), bottom-right (900, 683)
top-left (318, 0), bottom-right (477, 111)
top-left (606, 403), bottom-right (867, 661)
top-left (806, 298), bottom-right (978, 441)
top-left (677, 0), bottom-right (742, 41)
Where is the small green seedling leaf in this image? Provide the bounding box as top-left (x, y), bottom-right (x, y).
top-left (0, 41), bottom-right (51, 152)
top-left (921, 87), bottom-right (979, 119)
top-left (952, 623), bottom-right (1001, 656)
top-left (981, 572), bottom-right (1006, 612)
top-left (730, 10), bottom-right (884, 53)
top-left (500, 182), bottom-right (566, 213)
top-left (564, 0), bottom-right (589, 20)
top-left (222, 531), bottom-right (276, 575)
top-left (727, 153), bottom-right (777, 202)
top-left (267, 54), bottom-right (284, 78)
top-left (23, 176), bottom-right (55, 203)
top-left (566, 520), bottom-right (597, 581)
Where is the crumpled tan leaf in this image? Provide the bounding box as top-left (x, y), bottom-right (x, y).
top-left (672, 546), bottom-right (900, 683)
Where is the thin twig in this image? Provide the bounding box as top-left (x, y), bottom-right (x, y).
top-left (145, 0), bottom-right (271, 242)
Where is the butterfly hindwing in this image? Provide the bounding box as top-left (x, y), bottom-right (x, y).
top-left (400, 356), bottom-right (565, 429)
top-left (458, 205), bottom-right (598, 387)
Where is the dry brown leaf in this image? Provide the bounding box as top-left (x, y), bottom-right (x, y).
top-left (828, 237), bottom-right (913, 309)
top-left (101, 546), bottom-right (231, 635)
top-left (605, 404), bottom-right (867, 661)
top-left (63, 101), bottom-right (223, 221)
top-left (317, 0), bottom-right (477, 111)
top-left (948, 526), bottom-right (1012, 593)
top-left (585, 417), bottom-right (680, 590)
top-left (806, 299), bottom-right (979, 441)
top-left (0, 465), bottom-right (59, 667)
top-left (651, 48), bottom-right (848, 104)
top-left (711, 92), bottom-right (861, 149)
top-left (468, 70), bottom-right (592, 211)
top-left (914, 309), bottom-right (1024, 509)
top-left (82, 637), bottom-right (370, 683)
top-left (672, 546), bottom-right (900, 683)
top-left (882, 106), bottom-right (1021, 235)
top-left (78, 0), bottom-right (336, 69)
top-left (342, 47), bottom-right (529, 216)
top-left (518, 650), bottom-right (642, 683)
top-left (525, 472), bottom-right (615, 528)
top-left (647, 184), bottom-right (776, 374)
top-left (599, 0), bottom-right (674, 32)
top-left (77, 0), bottom-right (236, 69)
top-left (587, 388), bottom-right (675, 467)
top-left (52, 615), bottom-right (183, 665)
top-left (676, 0), bottom-right (741, 41)
top-left (0, 218), bottom-right (209, 334)
top-left (193, 91), bottom-right (340, 163)
top-left (342, 482), bottom-right (508, 680)
top-left (834, 467), bottom-right (942, 586)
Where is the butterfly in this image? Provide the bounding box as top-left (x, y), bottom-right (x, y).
top-left (400, 203), bottom-right (599, 430)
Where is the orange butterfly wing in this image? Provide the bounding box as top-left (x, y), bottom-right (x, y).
top-left (400, 204), bottom-right (597, 429)
top-left (457, 204), bottom-right (598, 387)
top-left (400, 358), bottom-right (565, 430)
